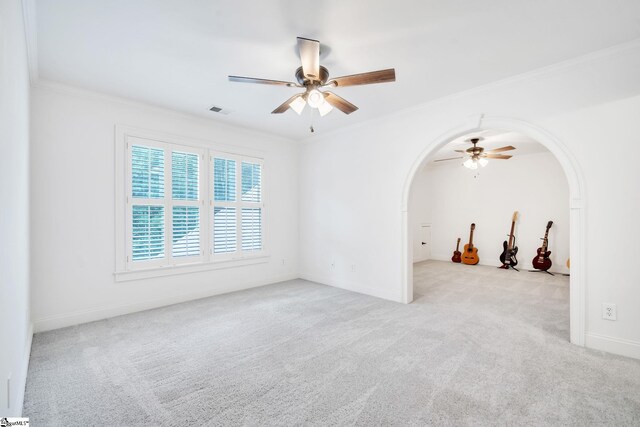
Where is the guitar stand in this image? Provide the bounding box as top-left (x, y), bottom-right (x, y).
top-left (528, 269), bottom-right (555, 276)
top-left (499, 264), bottom-right (519, 271)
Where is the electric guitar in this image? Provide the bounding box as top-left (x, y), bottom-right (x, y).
top-left (499, 211), bottom-right (519, 268)
top-left (532, 221), bottom-right (553, 271)
top-left (461, 224), bottom-right (479, 265)
top-left (451, 238), bottom-right (462, 263)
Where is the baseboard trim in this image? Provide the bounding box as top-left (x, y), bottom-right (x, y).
top-left (299, 272), bottom-right (401, 303)
top-left (15, 322), bottom-right (33, 416)
top-left (33, 274), bottom-right (298, 332)
top-left (585, 332), bottom-right (640, 360)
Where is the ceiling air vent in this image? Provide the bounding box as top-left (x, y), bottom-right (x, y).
top-left (209, 105), bottom-right (231, 115)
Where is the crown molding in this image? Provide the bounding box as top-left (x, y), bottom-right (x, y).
top-left (21, 0), bottom-right (39, 85)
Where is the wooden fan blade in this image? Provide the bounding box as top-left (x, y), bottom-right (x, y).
top-left (324, 92), bottom-right (358, 114)
top-left (434, 157), bottom-right (464, 162)
top-left (297, 37), bottom-right (320, 80)
top-left (454, 149), bottom-right (466, 153)
top-left (229, 75), bottom-right (298, 87)
top-left (486, 145), bottom-right (516, 153)
top-left (328, 69), bottom-right (396, 87)
top-left (484, 154), bottom-right (512, 159)
top-left (271, 94), bottom-right (303, 114)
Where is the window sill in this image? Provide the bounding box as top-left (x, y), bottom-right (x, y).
top-left (114, 254), bottom-right (271, 282)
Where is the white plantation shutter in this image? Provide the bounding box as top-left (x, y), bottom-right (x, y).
top-left (214, 158), bottom-right (236, 202)
top-left (130, 145), bottom-right (166, 263)
top-left (172, 151), bottom-right (199, 200)
top-left (241, 162), bottom-right (261, 202)
top-left (172, 206), bottom-right (200, 257)
top-left (212, 155), bottom-right (263, 256)
top-left (132, 145), bottom-right (164, 199)
top-left (132, 205), bottom-right (165, 260)
top-left (213, 207), bottom-right (237, 253)
top-left (212, 157), bottom-right (237, 254)
top-left (241, 208), bottom-right (262, 251)
top-left (171, 151), bottom-right (202, 260)
top-left (123, 133), bottom-right (264, 272)
top-left (127, 140), bottom-right (204, 268)
top-left (240, 161), bottom-right (262, 252)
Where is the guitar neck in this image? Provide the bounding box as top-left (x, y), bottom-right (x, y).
top-left (541, 228), bottom-right (550, 251)
top-left (508, 221), bottom-right (516, 248)
top-left (469, 229), bottom-right (474, 247)
top-left (455, 239), bottom-right (460, 251)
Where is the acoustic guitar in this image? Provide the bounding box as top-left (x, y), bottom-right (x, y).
top-left (532, 221), bottom-right (553, 271)
top-left (451, 238), bottom-right (462, 263)
top-left (461, 224), bottom-right (479, 265)
top-left (499, 211), bottom-right (519, 269)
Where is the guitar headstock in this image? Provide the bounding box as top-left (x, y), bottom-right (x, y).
top-left (470, 223), bottom-right (476, 231)
top-left (546, 220), bottom-right (553, 230)
top-left (512, 211), bottom-right (519, 222)
top-left (457, 237), bottom-right (461, 244)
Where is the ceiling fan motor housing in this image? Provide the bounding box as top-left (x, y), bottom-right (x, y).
top-left (296, 66), bottom-right (329, 85)
top-left (467, 138), bottom-right (484, 156)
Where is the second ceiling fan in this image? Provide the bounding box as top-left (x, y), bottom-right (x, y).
top-left (228, 37), bottom-right (396, 116)
top-left (435, 137), bottom-right (516, 169)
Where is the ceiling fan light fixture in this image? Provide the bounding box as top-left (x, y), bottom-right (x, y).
top-left (307, 89), bottom-right (324, 108)
top-left (228, 37), bottom-right (396, 122)
top-left (463, 158), bottom-right (478, 170)
top-left (317, 99), bottom-right (333, 116)
top-left (289, 96), bottom-right (306, 115)
top-left (479, 158), bottom-right (488, 167)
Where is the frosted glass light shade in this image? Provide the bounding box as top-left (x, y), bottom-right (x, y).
top-left (479, 158), bottom-right (488, 167)
top-left (463, 158), bottom-right (478, 169)
top-left (307, 89), bottom-right (324, 108)
top-left (289, 96), bottom-right (306, 115)
top-left (317, 100), bottom-right (333, 116)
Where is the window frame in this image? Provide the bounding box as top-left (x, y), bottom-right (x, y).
top-left (210, 152), bottom-right (264, 261)
top-left (115, 126), bottom-right (268, 281)
top-left (125, 136), bottom-right (207, 270)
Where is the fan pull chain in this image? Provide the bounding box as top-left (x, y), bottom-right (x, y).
top-left (309, 105), bottom-right (316, 133)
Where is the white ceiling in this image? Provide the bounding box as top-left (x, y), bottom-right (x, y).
top-left (34, 0), bottom-right (640, 140)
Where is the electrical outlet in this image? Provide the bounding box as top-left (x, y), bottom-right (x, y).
top-left (351, 264), bottom-right (356, 272)
top-left (281, 259), bottom-right (285, 265)
top-left (602, 303), bottom-right (617, 321)
top-left (330, 262), bottom-right (335, 271)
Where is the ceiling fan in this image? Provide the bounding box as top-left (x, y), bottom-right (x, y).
top-left (228, 37), bottom-right (396, 117)
top-left (434, 137), bottom-right (515, 169)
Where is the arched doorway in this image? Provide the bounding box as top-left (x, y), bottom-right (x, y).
top-left (400, 115), bottom-right (586, 346)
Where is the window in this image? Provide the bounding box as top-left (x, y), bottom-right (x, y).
top-left (211, 154), bottom-right (263, 258)
top-left (131, 145), bottom-right (165, 263)
top-left (171, 151), bottom-right (201, 258)
top-left (120, 131), bottom-right (264, 274)
top-left (240, 162), bottom-right (262, 251)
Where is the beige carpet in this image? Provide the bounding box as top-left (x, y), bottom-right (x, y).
top-left (23, 261), bottom-right (640, 425)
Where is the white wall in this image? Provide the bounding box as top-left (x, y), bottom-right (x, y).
top-left (30, 82), bottom-right (299, 331)
top-left (298, 42), bottom-right (640, 358)
top-left (409, 152), bottom-right (569, 274)
top-left (0, 0), bottom-right (32, 416)
top-left (543, 96), bottom-right (640, 357)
